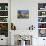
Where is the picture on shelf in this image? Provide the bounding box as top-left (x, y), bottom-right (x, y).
top-left (0, 17), bottom-right (8, 22)
top-left (38, 3), bottom-right (46, 10)
top-left (0, 3), bottom-right (8, 10)
top-left (38, 17), bottom-right (46, 22)
top-left (17, 10), bottom-right (29, 19)
top-left (38, 11), bottom-right (46, 16)
top-left (0, 23), bottom-right (8, 30)
top-left (0, 23), bottom-right (8, 37)
top-left (38, 29), bottom-right (46, 37)
top-left (0, 11), bottom-right (8, 16)
top-left (38, 23), bottom-right (46, 28)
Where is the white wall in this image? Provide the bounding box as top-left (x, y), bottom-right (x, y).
top-left (11, 0), bottom-right (46, 30)
top-left (0, 0), bottom-right (8, 3)
top-left (11, 0), bottom-right (38, 30)
top-left (11, 0), bottom-right (46, 46)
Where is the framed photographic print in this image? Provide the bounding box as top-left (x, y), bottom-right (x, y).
top-left (17, 10), bottom-right (29, 19)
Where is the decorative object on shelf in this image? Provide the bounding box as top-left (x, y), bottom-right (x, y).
top-left (40, 8), bottom-right (44, 10)
top-left (38, 11), bottom-right (46, 16)
top-left (0, 23), bottom-right (8, 37)
top-left (42, 12), bottom-right (45, 15)
top-left (0, 3), bottom-right (8, 10)
top-left (11, 23), bottom-right (16, 30)
top-left (5, 6), bottom-right (8, 10)
top-left (43, 39), bottom-right (45, 40)
top-left (38, 23), bottom-right (46, 28)
top-left (29, 25), bottom-right (35, 30)
top-left (39, 29), bottom-right (46, 37)
top-left (0, 17), bottom-right (8, 22)
top-left (0, 23), bottom-right (8, 30)
top-left (42, 11), bottom-right (46, 16)
top-left (38, 17), bottom-right (43, 22)
top-left (19, 35), bottom-right (29, 40)
top-left (38, 3), bottom-right (46, 10)
top-left (17, 40), bottom-right (21, 45)
top-left (38, 17), bottom-right (46, 22)
top-left (0, 11), bottom-right (8, 16)
top-left (43, 38), bottom-right (46, 46)
top-left (0, 6), bottom-right (1, 10)
top-left (17, 10), bottom-right (29, 19)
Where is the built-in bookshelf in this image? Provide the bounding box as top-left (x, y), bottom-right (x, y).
top-left (38, 3), bottom-right (46, 37)
top-left (0, 3), bottom-right (8, 37)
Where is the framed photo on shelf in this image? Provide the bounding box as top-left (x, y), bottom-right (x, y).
top-left (0, 23), bottom-right (8, 37)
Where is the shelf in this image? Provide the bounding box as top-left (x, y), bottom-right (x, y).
top-left (0, 22), bottom-right (8, 23)
top-left (0, 10), bottom-right (8, 11)
top-left (38, 16), bottom-right (46, 17)
top-left (38, 10), bottom-right (46, 11)
top-left (38, 22), bottom-right (46, 23)
top-left (0, 16), bottom-right (8, 17)
top-left (38, 28), bottom-right (46, 29)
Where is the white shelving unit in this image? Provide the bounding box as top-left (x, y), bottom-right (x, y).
top-left (0, 3), bottom-right (9, 46)
top-left (38, 3), bottom-right (46, 37)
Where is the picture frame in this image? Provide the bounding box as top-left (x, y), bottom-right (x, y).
top-left (17, 10), bottom-right (29, 19)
